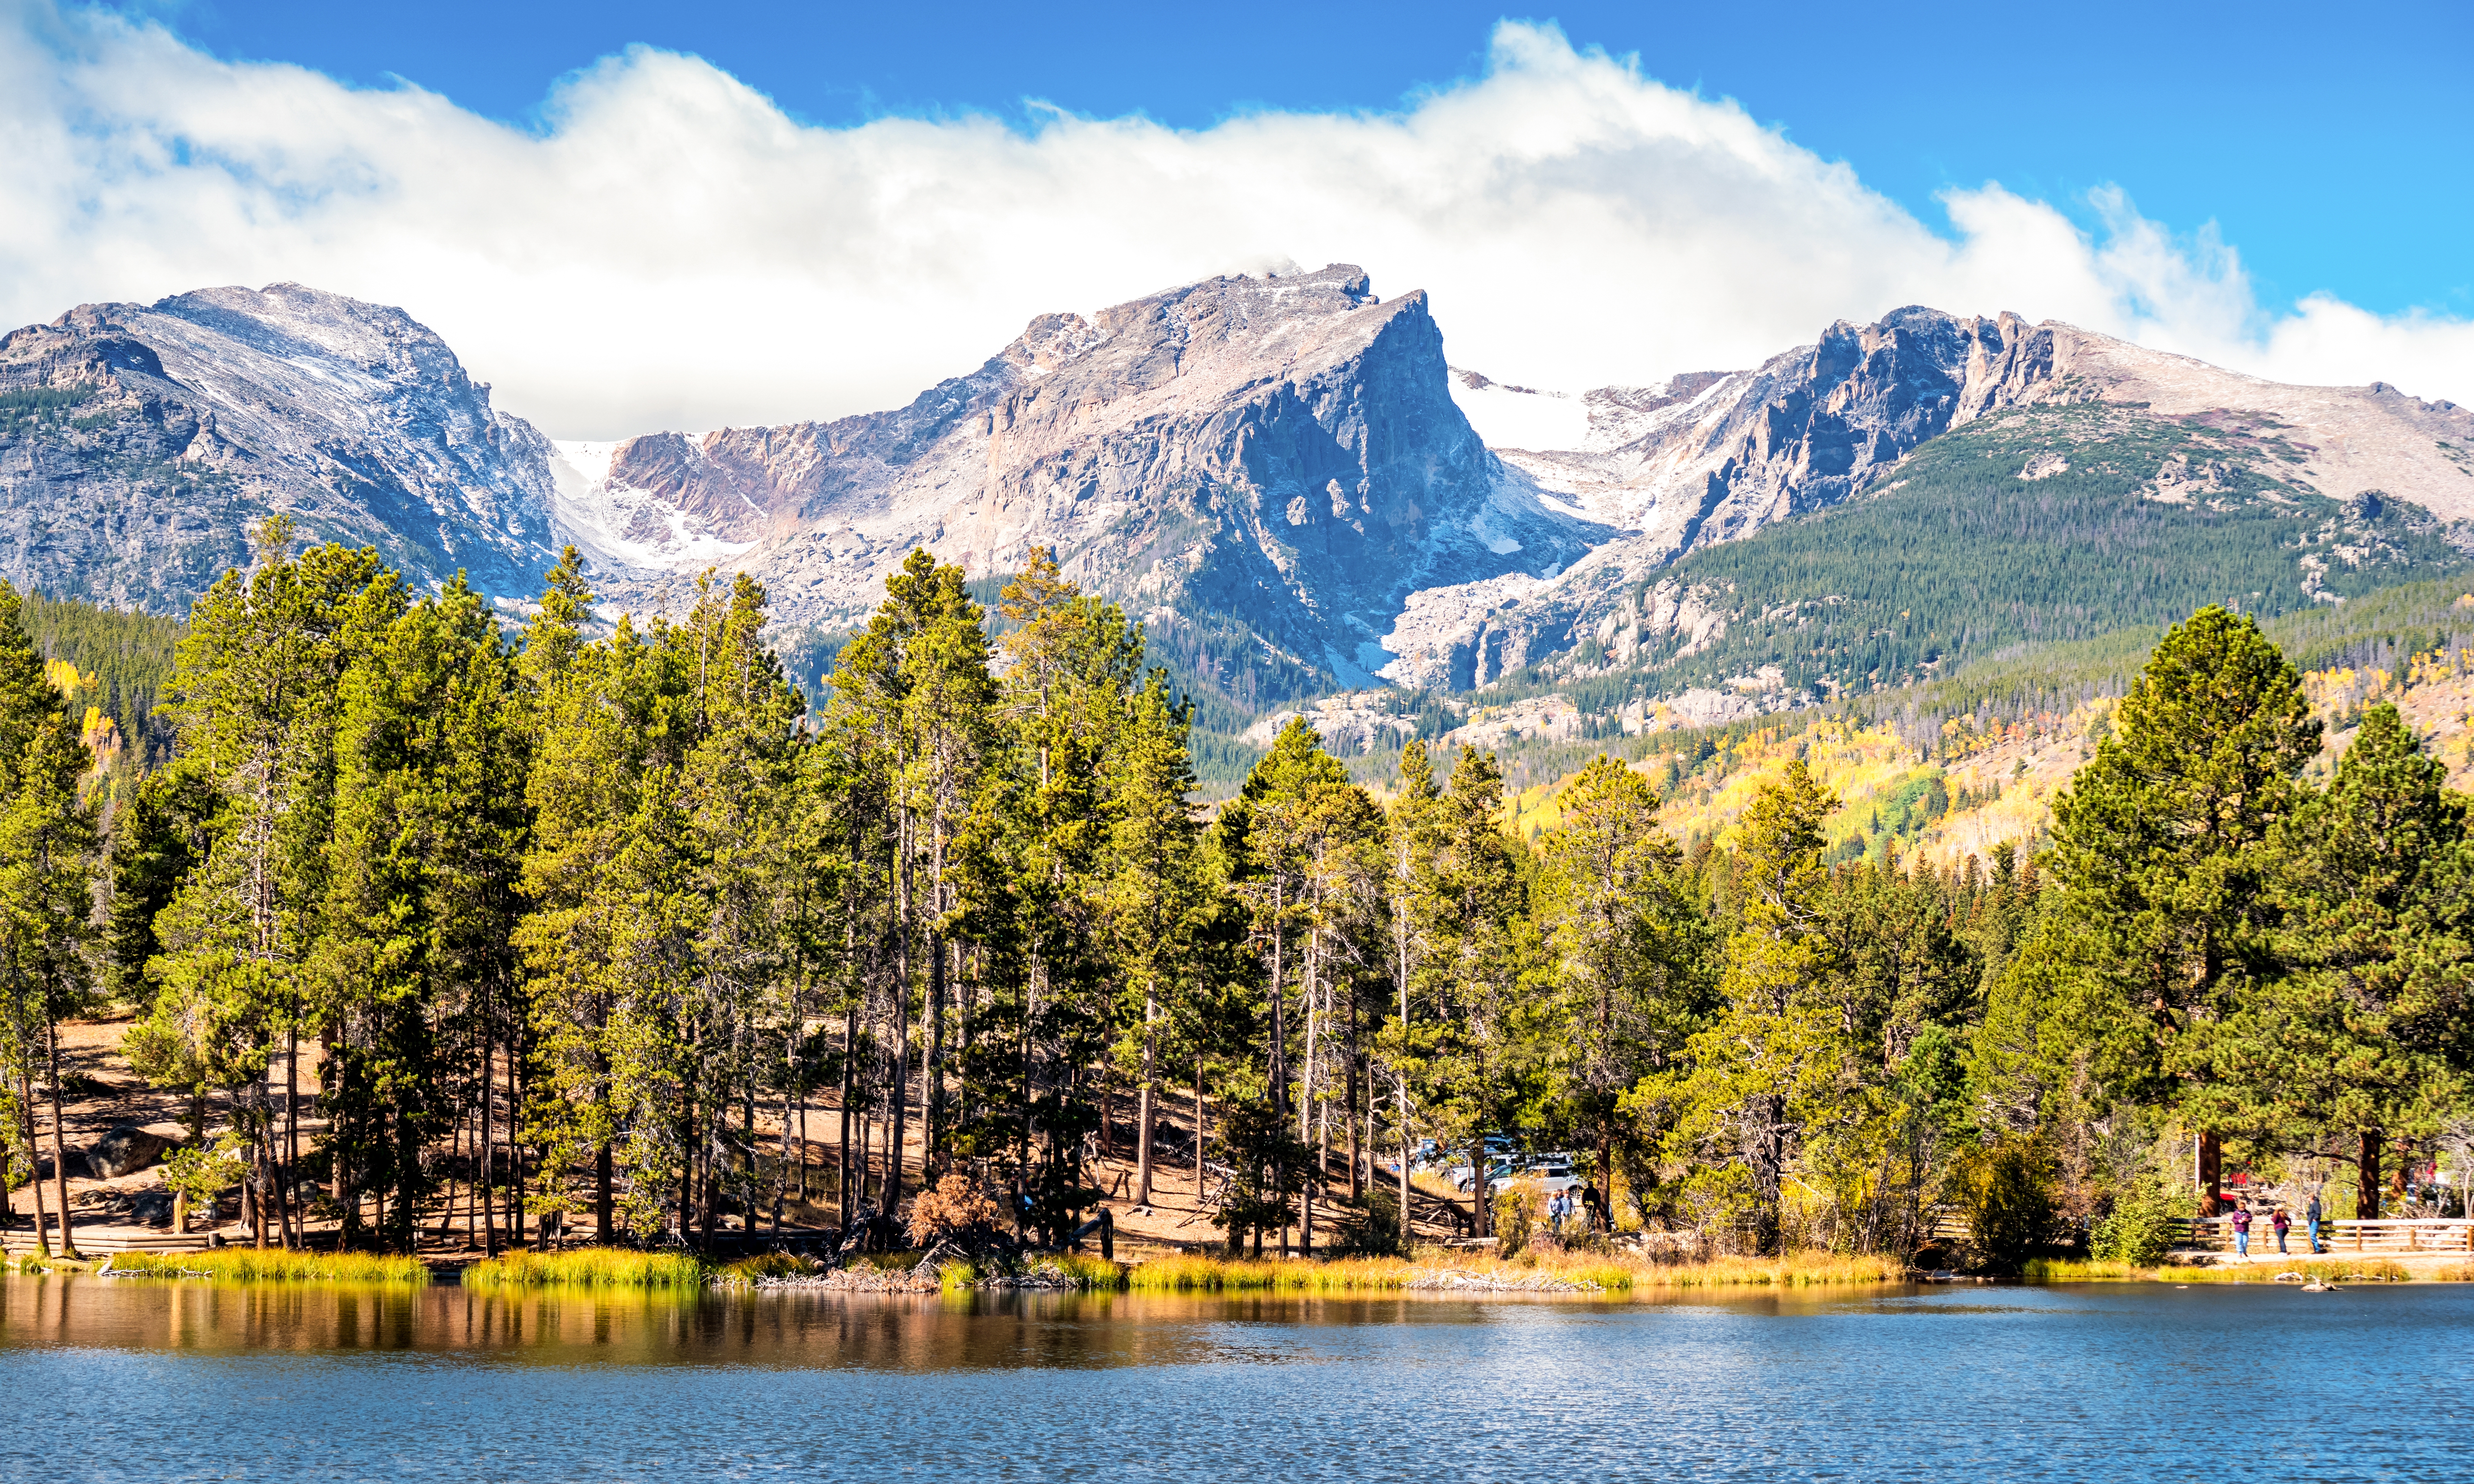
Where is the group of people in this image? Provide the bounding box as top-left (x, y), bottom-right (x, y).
top-left (2225, 1196), bottom-right (2323, 1258)
top-left (1544, 1185), bottom-right (1605, 1237)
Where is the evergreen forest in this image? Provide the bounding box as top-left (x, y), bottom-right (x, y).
top-left (4, 521), bottom-right (2471, 1269)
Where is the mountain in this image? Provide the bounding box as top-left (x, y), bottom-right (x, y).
top-left (0, 284), bottom-right (561, 613)
top-left (1387, 308), bottom-right (2474, 697)
top-left (556, 265), bottom-right (1604, 706)
top-left (10, 276), bottom-right (2471, 748)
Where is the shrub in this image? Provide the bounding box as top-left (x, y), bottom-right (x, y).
top-left (1952, 1137), bottom-right (2055, 1273)
top-left (906, 1173), bottom-right (1006, 1247)
top-left (1493, 1180), bottom-right (1545, 1259)
top-left (2090, 1176), bottom-right (2183, 1267)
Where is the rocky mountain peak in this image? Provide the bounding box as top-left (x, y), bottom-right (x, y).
top-left (563, 263), bottom-right (1595, 703)
top-left (0, 283), bottom-right (558, 613)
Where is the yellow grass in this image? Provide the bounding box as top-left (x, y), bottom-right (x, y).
top-left (1124, 1249), bottom-right (1899, 1294)
top-left (2025, 1257), bottom-right (2437, 1284)
top-left (1626, 1253), bottom-right (1901, 1288)
top-left (461, 1248), bottom-right (709, 1289)
top-left (717, 1252), bottom-right (817, 1285)
top-left (105, 1248), bottom-right (429, 1284)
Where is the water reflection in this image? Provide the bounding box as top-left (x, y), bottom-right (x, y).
top-left (2, 1274), bottom-right (2468, 1481)
top-left (0, 1274), bottom-right (1917, 1371)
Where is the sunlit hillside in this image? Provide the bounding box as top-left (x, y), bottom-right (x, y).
top-left (1505, 639), bottom-right (2474, 872)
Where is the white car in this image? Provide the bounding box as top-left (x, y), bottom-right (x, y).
top-left (1489, 1161), bottom-right (1583, 1198)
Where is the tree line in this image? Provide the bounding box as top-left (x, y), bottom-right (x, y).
top-left (3, 527), bottom-right (2468, 1263)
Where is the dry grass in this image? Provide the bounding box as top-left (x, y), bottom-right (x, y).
top-left (2025, 1257), bottom-right (2437, 1284)
top-left (1625, 1253), bottom-right (1901, 1288)
top-left (1123, 1249), bottom-right (1899, 1294)
top-left (717, 1252), bottom-right (818, 1285)
top-left (1127, 1254), bottom-right (1418, 1292)
top-left (105, 1248), bottom-right (430, 1284)
top-left (461, 1248), bottom-right (709, 1289)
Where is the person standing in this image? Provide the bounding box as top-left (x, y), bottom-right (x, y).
top-left (2271, 1206), bottom-right (2291, 1255)
top-left (2230, 1203), bottom-right (2252, 1258)
top-left (2306, 1194), bottom-right (2322, 1254)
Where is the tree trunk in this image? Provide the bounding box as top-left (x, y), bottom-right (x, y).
top-left (1345, 1050), bottom-right (1360, 1203)
top-left (888, 976), bottom-right (909, 1219)
top-left (46, 1018), bottom-right (79, 1259)
top-left (1397, 1073), bottom-right (1411, 1255)
top-left (480, 1031), bottom-right (499, 1257)
top-left (838, 999), bottom-right (857, 1225)
top-left (284, 1028), bottom-right (300, 1249)
top-left (925, 924), bottom-right (946, 1178)
top-left (596, 1142), bottom-right (613, 1244)
top-left (1194, 1064), bottom-right (1206, 1200)
top-left (2359, 1129), bottom-right (2382, 1221)
top-left (18, 1067), bottom-right (51, 1258)
top-left (1135, 991), bottom-right (1157, 1206)
top-left (2198, 1130), bottom-right (2223, 1216)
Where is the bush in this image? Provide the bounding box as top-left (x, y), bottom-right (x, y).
top-left (1493, 1180), bottom-right (1545, 1259)
top-left (1953, 1138), bottom-right (2055, 1273)
top-left (906, 1173), bottom-right (1005, 1247)
top-left (2090, 1176), bottom-right (2183, 1267)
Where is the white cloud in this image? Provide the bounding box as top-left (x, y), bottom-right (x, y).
top-left (3, 1), bottom-right (2466, 440)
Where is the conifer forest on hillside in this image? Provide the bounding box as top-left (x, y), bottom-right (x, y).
top-left (5, 523), bottom-right (2472, 1270)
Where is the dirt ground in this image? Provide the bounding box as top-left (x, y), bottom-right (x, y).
top-left (8, 1018), bottom-right (1481, 1259)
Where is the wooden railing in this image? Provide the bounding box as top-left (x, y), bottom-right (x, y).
top-left (2172, 1217), bottom-right (2474, 1254)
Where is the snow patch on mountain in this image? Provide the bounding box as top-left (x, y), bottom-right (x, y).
top-left (1448, 368), bottom-right (1589, 451)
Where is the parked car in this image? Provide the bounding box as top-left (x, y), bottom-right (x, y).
top-left (1489, 1161), bottom-right (1582, 1198)
top-left (1450, 1161), bottom-right (1514, 1193)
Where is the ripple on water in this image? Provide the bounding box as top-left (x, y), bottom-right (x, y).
top-left (1, 1276), bottom-right (2468, 1480)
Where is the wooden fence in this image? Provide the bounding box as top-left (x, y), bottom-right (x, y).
top-left (3, 1223), bottom-right (214, 1257)
top-left (2172, 1217), bottom-right (2474, 1254)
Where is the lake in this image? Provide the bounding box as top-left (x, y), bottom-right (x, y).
top-left (2, 1274), bottom-right (2466, 1480)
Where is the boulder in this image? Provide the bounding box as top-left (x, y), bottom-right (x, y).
top-left (128, 1188), bottom-right (178, 1228)
top-left (87, 1125), bottom-right (176, 1179)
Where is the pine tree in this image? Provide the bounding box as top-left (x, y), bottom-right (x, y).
top-left (0, 586), bottom-right (99, 1257)
top-left (2232, 703), bottom-right (2474, 1216)
top-left (1530, 754), bottom-right (1711, 1223)
top-left (1100, 669), bottom-right (1206, 1207)
top-left (2045, 605), bottom-right (2319, 1209)
top-left (1669, 759), bottom-right (1841, 1254)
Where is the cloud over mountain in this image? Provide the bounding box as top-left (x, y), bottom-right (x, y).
top-left (4, 1), bottom-right (2466, 438)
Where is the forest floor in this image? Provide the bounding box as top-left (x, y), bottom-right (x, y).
top-left (6, 1017), bottom-right (1479, 1263)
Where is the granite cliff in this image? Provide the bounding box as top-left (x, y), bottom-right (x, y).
top-left (0, 285), bottom-right (561, 613)
top-left (563, 265), bottom-right (1603, 702)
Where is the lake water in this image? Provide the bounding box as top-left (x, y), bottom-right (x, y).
top-left (2, 1274), bottom-right (2467, 1480)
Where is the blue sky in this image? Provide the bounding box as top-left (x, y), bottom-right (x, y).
top-left (12, 1), bottom-right (2468, 433)
top-left (111, 0), bottom-right (2474, 319)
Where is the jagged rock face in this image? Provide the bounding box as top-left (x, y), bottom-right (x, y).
top-left (0, 284), bottom-right (560, 614)
top-left (1391, 306), bottom-right (2474, 692)
top-left (1500, 308), bottom-right (2051, 560)
top-left (572, 266), bottom-right (1602, 695)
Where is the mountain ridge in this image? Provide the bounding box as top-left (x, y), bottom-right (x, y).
top-left (0, 283), bottom-right (563, 613)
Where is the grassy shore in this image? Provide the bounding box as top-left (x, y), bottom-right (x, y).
top-left (1119, 1249), bottom-right (1900, 1293)
top-left (461, 1249), bottom-right (710, 1289)
top-left (104, 1249), bottom-right (430, 1284)
top-left (2024, 1257), bottom-right (2469, 1283)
